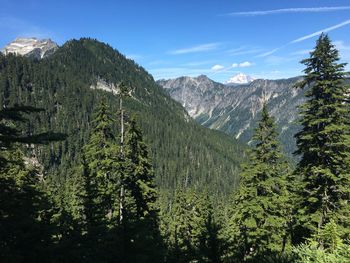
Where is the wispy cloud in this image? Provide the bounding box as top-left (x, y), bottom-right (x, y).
top-left (232, 61), bottom-right (253, 68)
top-left (334, 40), bottom-right (350, 60)
top-left (291, 19), bottom-right (350, 43)
top-left (257, 47), bottom-right (283, 57)
top-left (211, 64), bottom-right (225, 71)
top-left (334, 40), bottom-right (350, 51)
top-left (169, 43), bottom-right (220, 55)
top-left (226, 6), bottom-right (350, 16)
top-left (257, 19), bottom-right (350, 57)
top-left (290, 49), bottom-right (312, 56)
top-left (210, 61), bottom-right (254, 76)
top-left (227, 46), bottom-right (263, 56)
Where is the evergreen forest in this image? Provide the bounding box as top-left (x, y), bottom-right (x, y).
top-left (1, 34), bottom-right (350, 262)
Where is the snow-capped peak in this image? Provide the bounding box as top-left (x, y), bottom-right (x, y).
top-left (225, 73), bottom-right (256, 85)
top-left (2, 37), bottom-right (58, 59)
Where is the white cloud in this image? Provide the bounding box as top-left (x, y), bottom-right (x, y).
top-left (333, 40), bottom-right (350, 51)
top-left (257, 47), bottom-right (283, 58)
top-left (257, 19), bottom-right (350, 57)
top-left (334, 40), bottom-right (350, 60)
top-left (227, 46), bottom-right (263, 56)
top-left (226, 6), bottom-right (350, 16)
top-left (291, 19), bottom-right (350, 44)
top-left (231, 62), bottom-right (253, 68)
top-left (170, 43), bottom-right (220, 55)
top-left (239, 61), bottom-right (252, 67)
top-left (211, 64), bottom-right (225, 71)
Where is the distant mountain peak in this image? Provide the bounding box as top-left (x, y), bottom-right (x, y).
top-left (225, 73), bottom-right (256, 85)
top-left (2, 37), bottom-right (58, 59)
top-left (196, 74), bottom-right (210, 80)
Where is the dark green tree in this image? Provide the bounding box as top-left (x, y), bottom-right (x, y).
top-left (80, 100), bottom-right (121, 261)
top-left (0, 148), bottom-right (54, 262)
top-left (124, 117), bottom-right (158, 222)
top-left (119, 117), bottom-right (164, 262)
top-left (294, 34), bottom-right (350, 242)
top-left (226, 104), bottom-right (291, 261)
top-left (83, 99), bottom-right (120, 224)
top-left (163, 188), bottom-right (222, 262)
top-left (0, 105), bottom-right (66, 262)
top-left (0, 105), bottom-right (66, 165)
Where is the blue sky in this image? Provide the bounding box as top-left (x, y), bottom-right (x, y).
top-left (1, 0), bottom-right (350, 82)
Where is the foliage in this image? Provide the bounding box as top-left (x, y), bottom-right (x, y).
top-left (225, 104), bottom-right (292, 261)
top-left (294, 33), bottom-right (350, 241)
top-left (293, 206), bottom-right (350, 263)
top-left (0, 41), bottom-right (245, 197)
top-left (161, 188), bottom-right (224, 262)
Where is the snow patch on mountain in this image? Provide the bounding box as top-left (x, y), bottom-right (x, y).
top-left (2, 37), bottom-right (58, 59)
top-left (225, 73), bottom-right (256, 85)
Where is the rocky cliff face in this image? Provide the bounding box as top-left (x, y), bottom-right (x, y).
top-left (2, 37), bottom-right (58, 59)
top-left (158, 75), bottom-right (308, 155)
top-left (158, 75), bottom-right (227, 118)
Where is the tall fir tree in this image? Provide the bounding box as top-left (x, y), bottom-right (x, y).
top-left (121, 117), bottom-right (164, 262)
top-left (80, 99), bottom-right (164, 262)
top-left (81, 100), bottom-right (121, 260)
top-left (226, 103), bottom-right (291, 261)
top-left (124, 117), bottom-right (158, 222)
top-left (294, 33), bottom-right (350, 242)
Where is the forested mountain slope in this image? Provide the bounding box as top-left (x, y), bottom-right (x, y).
top-left (0, 38), bottom-right (245, 195)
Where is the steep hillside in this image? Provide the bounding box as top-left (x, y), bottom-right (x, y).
top-left (0, 38), bottom-right (245, 195)
top-left (158, 75), bottom-right (307, 155)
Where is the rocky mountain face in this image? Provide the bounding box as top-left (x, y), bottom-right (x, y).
top-left (158, 75), bottom-right (308, 155)
top-left (2, 37), bottom-right (58, 59)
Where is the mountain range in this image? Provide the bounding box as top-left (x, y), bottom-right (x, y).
top-left (0, 37), bottom-right (245, 195)
top-left (158, 75), bottom-right (308, 156)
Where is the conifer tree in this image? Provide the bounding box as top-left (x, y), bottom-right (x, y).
top-left (0, 148), bottom-right (53, 262)
top-left (82, 100), bottom-right (164, 262)
top-left (0, 105), bottom-right (65, 261)
top-left (226, 104), bottom-right (291, 260)
top-left (294, 34), bottom-right (350, 241)
top-left (0, 105), bottom-right (66, 165)
top-left (119, 117), bottom-right (164, 262)
top-left (81, 100), bottom-right (121, 259)
top-left (163, 188), bottom-right (222, 262)
top-left (124, 117), bottom-right (158, 221)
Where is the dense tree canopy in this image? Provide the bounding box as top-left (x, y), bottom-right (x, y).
top-left (294, 33), bottom-right (350, 241)
top-left (1, 34), bottom-right (350, 262)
